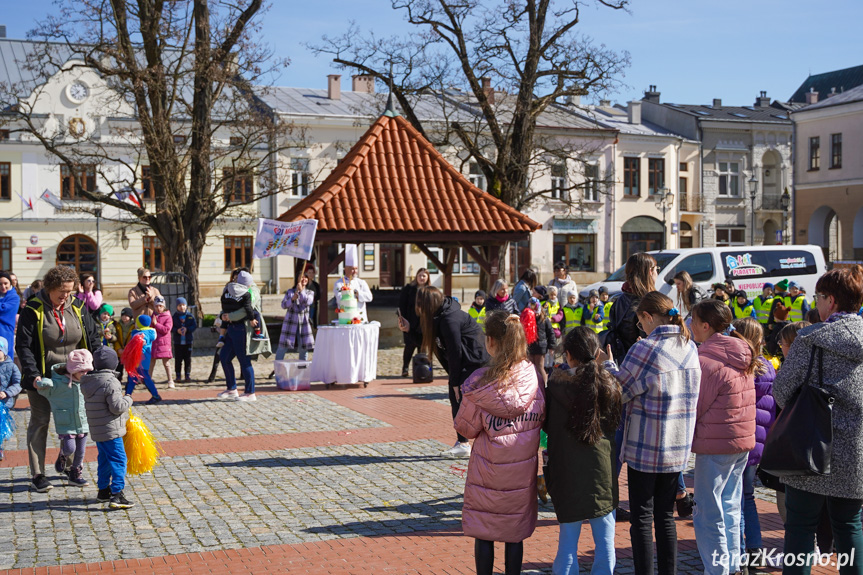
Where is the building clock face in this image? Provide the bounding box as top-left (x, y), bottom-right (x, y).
top-left (67, 82), bottom-right (89, 104)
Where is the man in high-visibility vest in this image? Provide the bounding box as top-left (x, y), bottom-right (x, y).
top-left (599, 286), bottom-right (612, 331)
top-left (730, 290), bottom-right (757, 319)
top-left (784, 280), bottom-right (811, 322)
top-left (561, 293), bottom-right (584, 335)
top-left (546, 286), bottom-right (563, 340)
top-left (753, 283), bottom-right (774, 327)
top-left (468, 290), bottom-right (487, 332)
top-left (583, 289), bottom-right (605, 333)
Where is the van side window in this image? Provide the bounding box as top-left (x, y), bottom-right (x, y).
top-left (721, 250), bottom-right (818, 280)
top-left (666, 253), bottom-right (714, 284)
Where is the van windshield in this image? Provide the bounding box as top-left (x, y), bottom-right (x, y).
top-left (606, 252), bottom-right (679, 282)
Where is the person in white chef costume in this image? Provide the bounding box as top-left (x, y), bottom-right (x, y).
top-left (333, 245), bottom-right (373, 323)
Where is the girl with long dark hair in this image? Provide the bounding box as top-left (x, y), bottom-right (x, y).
top-left (398, 268), bottom-right (429, 377)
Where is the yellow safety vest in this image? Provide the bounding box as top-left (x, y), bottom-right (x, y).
top-left (545, 301), bottom-right (561, 331)
top-left (584, 304), bottom-right (604, 333)
top-left (784, 295), bottom-right (807, 322)
top-left (601, 301), bottom-right (613, 330)
top-left (562, 306), bottom-right (583, 334)
top-left (731, 301), bottom-right (755, 319)
top-left (753, 296), bottom-right (774, 325)
top-left (468, 306), bottom-right (486, 332)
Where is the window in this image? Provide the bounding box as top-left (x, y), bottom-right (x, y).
top-left (143, 236), bottom-right (165, 271)
top-left (716, 227), bottom-right (746, 246)
top-left (0, 130), bottom-right (9, 141)
top-left (550, 163), bottom-right (566, 200)
top-left (0, 163), bottom-right (9, 200)
top-left (140, 166), bottom-right (155, 200)
top-left (290, 158), bottom-right (310, 197)
top-left (584, 164), bottom-right (600, 202)
top-left (468, 162), bottom-right (487, 192)
top-left (553, 234), bottom-right (596, 272)
top-left (223, 168), bottom-right (253, 204)
top-left (623, 157), bottom-right (640, 196)
top-left (0, 237), bottom-right (10, 270)
top-left (452, 247), bottom-right (480, 274)
top-left (830, 134), bottom-right (842, 169)
top-left (621, 216), bottom-right (665, 258)
top-left (721, 249), bottom-right (819, 279)
top-left (718, 162), bottom-right (739, 196)
top-left (648, 158), bottom-right (665, 195)
top-left (60, 165), bottom-right (96, 199)
top-left (56, 234), bottom-right (97, 273)
top-left (224, 236), bottom-right (253, 271)
top-left (173, 134), bottom-right (187, 145)
top-left (229, 136), bottom-right (244, 147)
top-left (664, 253), bottom-right (714, 284)
top-left (809, 137), bottom-right (820, 170)
top-left (679, 176), bottom-right (688, 197)
top-left (679, 162), bottom-right (688, 172)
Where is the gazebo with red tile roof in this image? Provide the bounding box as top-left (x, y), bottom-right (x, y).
top-left (277, 107), bottom-right (541, 325)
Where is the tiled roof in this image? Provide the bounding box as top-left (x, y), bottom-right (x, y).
top-left (789, 64), bottom-right (863, 104)
top-left (277, 112), bottom-right (540, 235)
top-left (795, 83), bottom-right (863, 112)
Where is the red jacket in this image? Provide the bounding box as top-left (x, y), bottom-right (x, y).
top-left (693, 333), bottom-right (756, 454)
top-left (454, 360), bottom-right (545, 543)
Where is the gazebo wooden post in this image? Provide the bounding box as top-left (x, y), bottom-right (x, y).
top-left (488, 245), bottom-right (500, 289)
top-left (317, 242), bottom-right (330, 326)
top-left (442, 247), bottom-right (457, 297)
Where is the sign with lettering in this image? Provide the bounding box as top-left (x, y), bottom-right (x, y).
top-left (253, 218), bottom-right (318, 260)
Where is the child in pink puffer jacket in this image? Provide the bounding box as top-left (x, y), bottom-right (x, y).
top-left (454, 310), bottom-right (545, 575)
top-left (151, 296), bottom-right (174, 389)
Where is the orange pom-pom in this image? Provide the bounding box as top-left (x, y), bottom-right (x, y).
top-left (521, 307), bottom-right (538, 345)
top-left (121, 333), bottom-right (145, 379)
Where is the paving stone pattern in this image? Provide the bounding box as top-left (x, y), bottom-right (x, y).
top-left (395, 385), bottom-right (451, 405)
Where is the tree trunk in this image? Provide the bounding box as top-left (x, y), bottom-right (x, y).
top-left (178, 235), bottom-right (206, 319)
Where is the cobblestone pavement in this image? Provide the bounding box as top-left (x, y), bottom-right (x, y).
top-left (0, 352), bottom-right (820, 574)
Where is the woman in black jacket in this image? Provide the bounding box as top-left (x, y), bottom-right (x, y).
top-left (673, 270), bottom-right (707, 324)
top-left (484, 279), bottom-right (518, 314)
top-left (398, 268), bottom-right (429, 377)
top-left (400, 285), bottom-right (488, 458)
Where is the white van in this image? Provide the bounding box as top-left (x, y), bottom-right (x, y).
top-left (579, 245), bottom-right (827, 305)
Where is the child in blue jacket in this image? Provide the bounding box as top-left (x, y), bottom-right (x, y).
top-left (171, 297), bottom-right (197, 383)
top-left (123, 315), bottom-right (162, 404)
top-left (0, 336), bottom-right (21, 461)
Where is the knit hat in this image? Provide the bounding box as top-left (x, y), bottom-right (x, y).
top-left (66, 349), bottom-right (94, 375)
top-left (136, 315), bottom-right (152, 329)
top-left (92, 346), bottom-right (119, 371)
top-left (99, 303), bottom-right (114, 317)
top-left (734, 290), bottom-right (747, 299)
top-left (788, 280), bottom-right (801, 289)
top-left (121, 307), bottom-right (134, 318)
top-left (0, 336), bottom-right (7, 357)
top-left (762, 283), bottom-right (774, 290)
top-left (474, 290), bottom-right (487, 299)
top-left (712, 282), bottom-right (726, 290)
top-left (533, 285), bottom-right (548, 301)
top-left (598, 286), bottom-right (609, 294)
top-left (237, 271), bottom-right (253, 286)
top-left (153, 295), bottom-right (166, 306)
top-left (776, 279), bottom-right (789, 291)
top-left (176, 297), bottom-right (187, 306)
top-left (589, 289), bottom-right (600, 299)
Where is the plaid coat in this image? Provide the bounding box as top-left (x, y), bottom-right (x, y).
top-left (278, 288), bottom-right (315, 351)
top-left (604, 325), bottom-right (701, 474)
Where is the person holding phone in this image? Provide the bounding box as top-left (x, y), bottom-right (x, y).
top-left (398, 268), bottom-right (429, 377)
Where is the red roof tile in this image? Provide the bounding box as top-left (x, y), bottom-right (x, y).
top-left (277, 114), bottom-right (540, 234)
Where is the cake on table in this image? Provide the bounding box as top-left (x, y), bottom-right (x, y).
top-left (338, 287), bottom-right (362, 325)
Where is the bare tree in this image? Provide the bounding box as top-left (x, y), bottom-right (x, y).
top-left (312, 0), bottom-right (630, 280)
top-left (0, 0), bottom-right (302, 312)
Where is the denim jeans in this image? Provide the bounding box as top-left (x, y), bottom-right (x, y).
top-left (553, 511), bottom-right (616, 575)
top-left (96, 437), bottom-right (127, 493)
top-left (628, 468), bottom-right (679, 575)
top-left (784, 485), bottom-right (863, 575)
top-left (693, 452), bottom-right (748, 575)
top-left (125, 366), bottom-right (161, 399)
top-left (220, 324), bottom-right (255, 394)
top-left (678, 472), bottom-right (687, 495)
top-left (739, 464), bottom-right (763, 552)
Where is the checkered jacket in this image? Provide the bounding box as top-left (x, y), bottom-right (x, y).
top-left (278, 288), bottom-right (315, 351)
top-left (604, 325), bottom-right (701, 474)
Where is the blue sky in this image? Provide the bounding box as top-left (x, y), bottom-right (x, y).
top-left (4, 0), bottom-right (861, 106)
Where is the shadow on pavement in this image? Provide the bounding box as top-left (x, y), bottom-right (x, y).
top-left (207, 453), bottom-right (447, 468)
top-left (303, 495), bottom-right (464, 537)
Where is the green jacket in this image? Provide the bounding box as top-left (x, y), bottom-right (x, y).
top-left (225, 285), bottom-right (272, 358)
top-left (37, 364), bottom-right (90, 435)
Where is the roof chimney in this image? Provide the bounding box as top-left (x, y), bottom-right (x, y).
top-left (0, 26), bottom-right (6, 39)
top-left (327, 74), bottom-right (341, 100)
top-left (599, 99), bottom-right (611, 107)
top-left (566, 94), bottom-right (582, 106)
top-left (805, 89), bottom-right (819, 105)
top-left (827, 87), bottom-right (837, 98)
top-left (481, 77), bottom-right (494, 104)
top-left (352, 74), bottom-right (375, 94)
top-left (643, 85), bottom-right (660, 104)
top-left (628, 100), bottom-right (642, 124)
top-left (713, 98), bottom-right (722, 107)
top-left (756, 90), bottom-right (771, 107)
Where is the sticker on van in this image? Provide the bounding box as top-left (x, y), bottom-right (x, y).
top-left (725, 253), bottom-right (766, 277)
top-left (721, 250), bottom-right (818, 280)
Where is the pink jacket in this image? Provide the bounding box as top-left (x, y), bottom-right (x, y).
top-left (693, 333), bottom-right (756, 454)
top-left (454, 360), bottom-right (545, 543)
top-left (151, 311), bottom-right (174, 359)
top-left (76, 290), bottom-right (103, 312)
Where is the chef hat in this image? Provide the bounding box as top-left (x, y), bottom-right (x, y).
top-left (344, 244), bottom-right (359, 268)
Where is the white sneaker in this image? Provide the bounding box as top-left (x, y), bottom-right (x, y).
top-left (440, 442), bottom-right (471, 458)
top-left (167, 381), bottom-right (176, 389)
top-left (217, 389), bottom-right (239, 400)
top-left (237, 393), bottom-right (257, 402)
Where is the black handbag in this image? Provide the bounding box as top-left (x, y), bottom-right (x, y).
top-left (760, 346), bottom-right (834, 477)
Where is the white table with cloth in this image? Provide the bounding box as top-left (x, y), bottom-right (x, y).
top-left (309, 322), bottom-right (380, 386)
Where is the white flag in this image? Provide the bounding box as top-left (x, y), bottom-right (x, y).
top-left (39, 189), bottom-right (64, 210)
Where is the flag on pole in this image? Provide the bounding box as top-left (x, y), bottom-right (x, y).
top-left (253, 218), bottom-right (318, 260)
top-left (15, 192), bottom-right (33, 211)
top-left (39, 189), bottom-right (63, 210)
top-left (114, 187), bottom-right (143, 208)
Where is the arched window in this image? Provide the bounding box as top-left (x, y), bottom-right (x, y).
top-left (621, 216), bottom-right (664, 259)
top-left (56, 234), bottom-right (97, 274)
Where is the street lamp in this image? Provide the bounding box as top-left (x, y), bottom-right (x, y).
top-left (654, 187), bottom-right (674, 250)
top-left (780, 188), bottom-right (791, 245)
top-left (94, 208), bottom-right (102, 288)
top-left (120, 228), bottom-right (130, 250)
top-left (748, 174), bottom-right (758, 245)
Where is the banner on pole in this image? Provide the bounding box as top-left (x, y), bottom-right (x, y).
top-left (254, 218), bottom-right (318, 260)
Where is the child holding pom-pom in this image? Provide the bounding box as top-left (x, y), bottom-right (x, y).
top-left (0, 336), bottom-right (21, 461)
top-left (123, 316), bottom-right (162, 405)
top-left (522, 293), bottom-right (556, 384)
top-left (80, 347), bottom-right (134, 509)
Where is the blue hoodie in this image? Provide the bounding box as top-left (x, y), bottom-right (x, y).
top-left (130, 316), bottom-right (157, 369)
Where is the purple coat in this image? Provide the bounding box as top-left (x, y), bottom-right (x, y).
top-left (454, 360), bottom-right (545, 543)
top-left (151, 311), bottom-right (173, 359)
top-left (278, 288), bottom-right (315, 351)
top-left (748, 356), bottom-right (776, 466)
